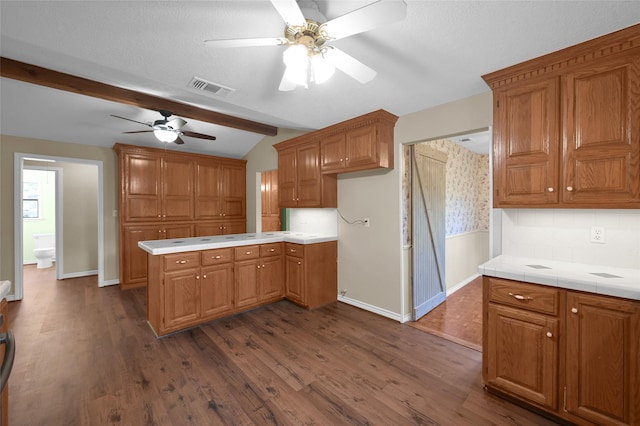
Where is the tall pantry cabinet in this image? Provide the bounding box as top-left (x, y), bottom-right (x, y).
top-left (115, 144), bottom-right (246, 290)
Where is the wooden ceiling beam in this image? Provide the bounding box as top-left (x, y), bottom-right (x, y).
top-left (0, 57), bottom-right (278, 136)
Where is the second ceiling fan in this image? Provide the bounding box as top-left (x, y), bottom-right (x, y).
top-left (111, 110), bottom-right (217, 145)
top-left (205, 0), bottom-right (407, 91)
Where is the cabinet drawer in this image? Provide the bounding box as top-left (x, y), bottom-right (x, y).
top-left (201, 248), bottom-right (232, 265)
top-left (164, 252), bottom-right (200, 271)
top-left (487, 277), bottom-right (560, 316)
top-left (285, 243), bottom-right (303, 258)
top-left (234, 245), bottom-right (259, 260)
top-left (260, 243), bottom-right (283, 257)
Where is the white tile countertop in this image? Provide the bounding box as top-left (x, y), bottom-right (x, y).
top-left (138, 231), bottom-right (337, 255)
top-left (479, 255), bottom-right (640, 301)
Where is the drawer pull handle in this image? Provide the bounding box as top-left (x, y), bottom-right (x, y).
top-left (571, 307), bottom-right (578, 314)
top-left (508, 292), bottom-right (532, 301)
top-left (176, 260), bottom-right (188, 264)
top-left (546, 331), bottom-right (553, 338)
top-left (213, 255), bottom-right (222, 259)
top-left (269, 248), bottom-right (275, 252)
top-left (290, 249), bottom-right (297, 253)
top-left (245, 251), bottom-right (252, 255)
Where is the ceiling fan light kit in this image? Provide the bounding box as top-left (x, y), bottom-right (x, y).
top-left (205, 0), bottom-right (407, 91)
top-left (153, 129), bottom-right (180, 143)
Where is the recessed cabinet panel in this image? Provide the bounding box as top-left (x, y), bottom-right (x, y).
top-left (201, 264), bottom-right (234, 319)
top-left (493, 79), bottom-right (559, 206)
top-left (563, 56), bottom-right (640, 205)
top-left (164, 269), bottom-right (201, 330)
top-left (345, 125), bottom-right (378, 168)
top-left (194, 161), bottom-right (221, 220)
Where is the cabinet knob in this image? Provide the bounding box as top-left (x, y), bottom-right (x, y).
top-left (222, 213), bottom-right (226, 217)
top-left (345, 157), bottom-right (349, 161)
top-left (257, 265), bottom-right (261, 269)
top-left (162, 214), bottom-right (166, 218)
top-left (203, 274), bottom-right (207, 279)
top-left (297, 261), bottom-right (301, 265)
top-left (546, 331), bottom-right (553, 338)
top-left (196, 275), bottom-right (200, 279)
top-left (571, 307), bottom-right (578, 314)
top-left (566, 186), bottom-right (573, 191)
top-left (340, 158), bottom-right (343, 162)
top-left (158, 214), bottom-right (161, 218)
top-left (547, 187), bottom-right (554, 192)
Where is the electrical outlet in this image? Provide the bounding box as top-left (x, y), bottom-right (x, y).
top-left (590, 226), bottom-right (605, 244)
top-left (363, 218), bottom-right (370, 227)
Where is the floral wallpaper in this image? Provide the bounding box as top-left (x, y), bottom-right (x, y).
top-left (402, 139), bottom-right (489, 245)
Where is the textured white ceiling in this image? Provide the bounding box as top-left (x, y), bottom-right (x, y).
top-left (1, 1), bottom-right (638, 158)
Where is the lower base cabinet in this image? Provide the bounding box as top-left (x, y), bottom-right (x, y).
top-left (147, 241), bottom-right (336, 336)
top-left (483, 276), bottom-right (640, 426)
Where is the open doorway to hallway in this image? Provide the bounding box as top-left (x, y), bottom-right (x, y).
top-left (406, 129), bottom-right (492, 350)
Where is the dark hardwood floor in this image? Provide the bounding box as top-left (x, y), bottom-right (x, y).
top-left (7, 265), bottom-right (559, 425)
top-left (409, 277), bottom-right (482, 352)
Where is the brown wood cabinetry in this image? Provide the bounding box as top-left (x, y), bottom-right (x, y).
top-left (276, 141), bottom-right (337, 208)
top-left (320, 110), bottom-right (397, 173)
top-left (274, 109), bottom-right (398, 208)
top-left (146, 240), bottom-right (329, 337)
top-left (284, 241), bottom-right (337, 309)
top-left (483, 276), bottom-right (640, 426)
top-left (115, 144), bottom-right (246, 290)
top-left (483, 24), bottom-right (640, 208)
top-left (261, 170), bottom-right (281, 232)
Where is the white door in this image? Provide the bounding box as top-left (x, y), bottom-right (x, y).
top-left (412, 144), bottom-right (447, 320)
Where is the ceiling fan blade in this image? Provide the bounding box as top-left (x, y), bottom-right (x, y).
top-left (270, 0), bottom-right (306, 26)
top-left (323, 47), bottom-right (377, 84)
top-left (111, 114), bottom-right (151, 127)
top-left (321, 0), bottom-right (407, 41)
top-left (122, 130), bottom-right (153, 134)
top-left (167, 117), bottom-right (187, 130)
top-left (205, 37), bottom-right (289, 48)
top-left (181, 131), bottom-right (217, 141)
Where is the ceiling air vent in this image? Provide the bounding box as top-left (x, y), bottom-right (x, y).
top-left (188, 77), bottom-right (235, 98)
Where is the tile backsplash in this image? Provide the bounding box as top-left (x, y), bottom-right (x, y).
top-left (502, 209), bottom-right (640, 269)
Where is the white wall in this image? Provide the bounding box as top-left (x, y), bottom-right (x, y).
top-left (446, 230), bottom-right (489, 289)
top-left (501, 209), bottom-right (640, 269)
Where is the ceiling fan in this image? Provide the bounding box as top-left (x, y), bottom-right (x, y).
top-left (205, 0), bottom-right (407, 91)
top-left (111, 110), bottom-right (217, 144)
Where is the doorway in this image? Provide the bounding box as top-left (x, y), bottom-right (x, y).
top-left (407, 129), bottom-right (492, 347)
top-left (13, 153), bottom-right (105, 301)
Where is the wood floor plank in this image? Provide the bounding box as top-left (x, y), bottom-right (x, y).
top-left (7, 266), bottom-right (561, 425)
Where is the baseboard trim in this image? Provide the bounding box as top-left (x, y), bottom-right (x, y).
top-left (338, 296), bottom-right (403, 322)
top-left (447, 273), bottom-right (480, 296)
top-left (61, 270), bottom-right (98, 279)
top-left (100, 279), bottom-right (119, 287)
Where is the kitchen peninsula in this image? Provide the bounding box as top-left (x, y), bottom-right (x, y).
top-left (139, 231), bottom-right (337, 337)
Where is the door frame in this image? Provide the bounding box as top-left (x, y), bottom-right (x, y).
top-left (13, 153), bottom-right (105, 301)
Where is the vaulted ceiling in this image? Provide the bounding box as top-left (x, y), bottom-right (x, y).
top-left (1, 1), bottom-right (638, 158)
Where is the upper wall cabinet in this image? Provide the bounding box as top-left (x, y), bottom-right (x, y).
top-left (320, 110), bottom-right (398, 173)
top-left (273, 109), bottom-right (397, 209)
top-left (483, 24), bottom-right (640, 208)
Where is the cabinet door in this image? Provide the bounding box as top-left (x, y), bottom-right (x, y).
top-left (285, 255), bottom-right (305, 304)
top-left (234, 260), bottom-right (260, 309)
top-left (566, 292), bottom-right (640, 426)
top-left (486, 303), bottom-right (558, 410)
top-left (123, 153), bottom-right (162, 221)
top-left (321, 133), bottom-right (346, 172)
top-left (562, 54), bottom-right (640, 205)
top-left (121, 225), bottom-right (161, 288)
top-left (162, 157), bottom-right (194, 220)
top-left (222, 220), bottom-right (246, 235)
top-left (345, 125), bottom-right (378, 169)
top-left (164, 268), bottom-right (201, 330)
top-left (164, 224), bottom-right (194, 240)
top-left (493, 78), bottom-right (560, 206)
top-left (221, 164), bottom-right (246, 218)
top-left (260, 256), bottom-right (284, 302)
top-left (277, 147), bottom-right (298, 208)
top-left (194, 160), bottom-right (221, 220)
top-left (201, 264), bottom-right (234, 319)
top-left (296, 142), bottom-right (323, 207)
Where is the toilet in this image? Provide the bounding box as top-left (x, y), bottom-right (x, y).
top-left (33, 233), bottom-right (56, 269)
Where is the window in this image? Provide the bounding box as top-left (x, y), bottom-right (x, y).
top-left (23, 181), bottom-right (40, 219)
